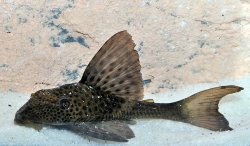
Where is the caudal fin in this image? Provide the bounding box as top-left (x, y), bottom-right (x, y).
top-left (179, 85), bottom-right (243, 131)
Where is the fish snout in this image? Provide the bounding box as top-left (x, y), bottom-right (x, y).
top-left (14, 104), bottom-right (30, 124)
top-left (14, 113), bottom-right (26, 124)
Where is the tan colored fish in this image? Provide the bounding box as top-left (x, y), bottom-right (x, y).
top-left (15, 31), bottom-right (243, 142)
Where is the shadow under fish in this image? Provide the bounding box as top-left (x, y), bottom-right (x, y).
top-left (14, 31), bottom-right (244, 142)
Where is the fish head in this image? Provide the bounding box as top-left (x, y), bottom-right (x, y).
top-left (15, 85), bottom-right (80, 125)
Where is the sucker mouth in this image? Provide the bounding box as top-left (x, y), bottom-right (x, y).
top-left (14, 114), bottom-right (44, 131)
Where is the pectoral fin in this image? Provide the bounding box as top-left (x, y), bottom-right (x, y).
top-left (63, 121), bottom-right (134, 142)
top-left (95, 121), bottom-right (135, 139)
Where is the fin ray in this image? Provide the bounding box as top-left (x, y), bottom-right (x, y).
top-left (62, 122), bottom-right (129, 142)
top-left (80, 31), bottom-right (143, 100)
top-left (95, 121), bottom-right (135, 139)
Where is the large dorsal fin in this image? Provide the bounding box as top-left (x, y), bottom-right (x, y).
top-left (80, 31), bottom-right (144, 100)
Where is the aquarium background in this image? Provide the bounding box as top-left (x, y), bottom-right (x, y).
top-left (0, 0), bottom-right (250, 145)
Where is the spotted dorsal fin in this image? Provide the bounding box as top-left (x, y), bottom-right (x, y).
top-left (79, 31), bottom-right (143, 100)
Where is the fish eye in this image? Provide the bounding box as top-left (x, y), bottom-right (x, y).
top-left (59, 98), bottom-right (70, 109)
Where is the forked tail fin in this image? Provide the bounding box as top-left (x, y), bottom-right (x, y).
top-left (179, 85), bottom-right (243, 131)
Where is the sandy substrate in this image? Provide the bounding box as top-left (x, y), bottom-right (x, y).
top-left (0, 76), bottom-right (249, 146)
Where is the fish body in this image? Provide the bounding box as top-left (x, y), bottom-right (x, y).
top-left (15, 83), bottom-right (184, 124)
top-left (15, 31), bottom-right (243, 142)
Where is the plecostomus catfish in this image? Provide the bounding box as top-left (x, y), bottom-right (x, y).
top-left (15, 31), bottom-right (243, 142)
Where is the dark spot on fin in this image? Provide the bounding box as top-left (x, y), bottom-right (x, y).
top-left (79, 31), bottom-right (143, 100)
top-left (179, 85), bottom-right (243, 131)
